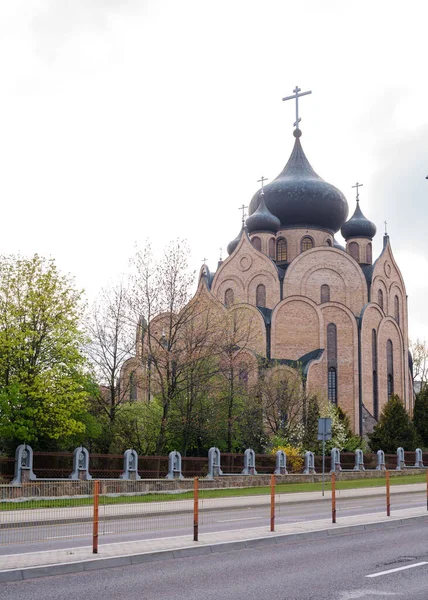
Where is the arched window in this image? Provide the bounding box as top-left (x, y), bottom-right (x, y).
top-left (256, 284), bottom-right (266, 307)
top-left (326, 239), bottom-right (332, 247)
top-left (349, 241), bottom-right (359, 262)
top-left (394, 295), bottom-right (400, 325)
top-left (320, 284), bottom-right (330, 303)
top-left (239, 363), bottom-right (249, 389)
top-left (252, 236), bottom-right (262, 252)
top-left (129, 371), bottom-right (137, 402)
top-left (372, 329), bottom-right (378, 420)
top-left (378, 289), bottom-right (384, 311)
top-left (301, 236), bottom-right (314, 252)
top-left (327, 323), bottom-right (338, 404)
top-left (328, 368), bottom-right (337, 403)
top-left (366, 243), bottom-right (372, 264)
top-left (268, 237), bottom-right (275, 258)
top-left (224, 288), bottom-right (234, 308)
top-left (387, 339), bottom-right (394, 398)
top-left (276, 238), bottom-right (287, 262)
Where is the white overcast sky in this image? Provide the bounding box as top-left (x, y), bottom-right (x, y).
top-left (1, 1), bottom-right (428, 341)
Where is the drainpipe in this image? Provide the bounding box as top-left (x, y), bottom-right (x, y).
top-left (357, 317), bottom-right (363, 436)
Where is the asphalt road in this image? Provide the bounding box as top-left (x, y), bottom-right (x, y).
top-left (2, 519), bottom-right (428, 600)
top-left (1, 491), bottom-right (426, 557)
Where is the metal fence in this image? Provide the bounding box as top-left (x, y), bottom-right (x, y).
top-left (2, 450), bottom-right (428, 483)
top-left (1, 470), bottom-right (427, 551)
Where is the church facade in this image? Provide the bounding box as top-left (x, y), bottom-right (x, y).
top-left (123, 114), bottom-right (412, 436)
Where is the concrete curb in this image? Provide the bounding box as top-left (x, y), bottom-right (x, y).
top-left (2, 513), bottom-right (428, 583)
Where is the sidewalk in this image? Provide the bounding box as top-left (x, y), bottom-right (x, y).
top-left (1, 484), bottom-right (427, 582)
top-left (1, 482), bottom-right (425, 525)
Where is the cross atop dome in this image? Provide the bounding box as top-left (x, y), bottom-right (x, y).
top-left (352, 182), bottom-right (364, 202)
top-left (257, 176), bottom-right (268, 192)
top-left (282, 86), bottom-right (312, 134)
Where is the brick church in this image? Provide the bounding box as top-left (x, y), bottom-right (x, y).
top-left (124, 93), bottom-right (412, 436)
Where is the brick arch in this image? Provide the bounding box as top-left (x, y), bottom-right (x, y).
top-left (360, 303), bottom-right (384, 420)
top-left (371, 276), bottom-right (388, 313)
top-left (228, 302), bottom-right (267, 356)
top-left (377, 317), bottom-right (405, 412)
top-left (388, 282), bottom-right (405, 327)
top-left (232, 348), bottom-right (260, 387)
top-left (284, 247), bottom-right (367, 316)
top-left (215, 275), bottom-right (246, 306)
top-left (247, 271), bottom-right (279, 309)
top-left (271, 296), bottom-right (323, 361)
top-left (212, 231), bottom-right (280, 304)
top-left (300, 266), bottom-right (347, 306)
top-left (309, 302), bottom-right (359, 431)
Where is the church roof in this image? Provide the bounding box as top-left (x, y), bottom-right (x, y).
top-left (341, 200), bottom-right (377, 240)
top-left (227, 225), bottom-right (245, 256)
top-left (248, 130), bottom-right (349, 235)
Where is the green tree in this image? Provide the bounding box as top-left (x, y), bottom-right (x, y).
top-left (0, 254), bottom-right (89, 452)
top-left (369, 394), bottom-right (417, 453)
top-left (109, 400), bottom-right (163, 455)
top-left (302, 394), bottom-right (321, 452)
top-left (413, 385), bottom-right (428, 448)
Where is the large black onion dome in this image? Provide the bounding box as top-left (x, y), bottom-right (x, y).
top-left (227, 225), bottom-right (245, 256)
top-left (248, 131), bottom-right (349, 234)
top-left (340, 200), bottom-right (376, 240)
top-left (246, 192), bottom-right (280, 234)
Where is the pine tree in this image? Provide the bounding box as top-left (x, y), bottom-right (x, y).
top-left (369, 394), bottom-right (417, 453)
top-left (413, 385), bottom-right (428, 448)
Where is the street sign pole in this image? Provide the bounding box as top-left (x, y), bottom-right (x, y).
top-left (318, 418), bottom-right (332, 498)
top-left (322, 437), bottom-right (326, 496)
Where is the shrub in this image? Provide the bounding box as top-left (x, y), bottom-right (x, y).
top-left (271, 444), bottom-right (304, 473)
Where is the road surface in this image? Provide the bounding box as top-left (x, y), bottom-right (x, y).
top-left (2, 519), bottom-right (428, 599)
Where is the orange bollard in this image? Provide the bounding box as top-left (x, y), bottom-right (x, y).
top-left (331, 472), bottom-right (336, 524)
top-left (92, 480), bottom-right (100, 554)
top-left (386, 470), bottom-right (391, 516)
top-left (193, 477), bottom-right (199, 542)
top-left (426, 470), bottom-right (428, 512)
top-left (270, 474), bottom-right (275, 532)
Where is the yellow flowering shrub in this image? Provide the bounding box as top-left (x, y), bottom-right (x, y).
top-left (271, 444), bottom-right (304, 473)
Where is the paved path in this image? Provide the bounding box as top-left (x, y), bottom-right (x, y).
top-left (2, 482), bottom-right (424, 524)
top-left (0, 483), bottom-right (427, 581)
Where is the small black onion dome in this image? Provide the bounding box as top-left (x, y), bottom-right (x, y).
top-left (246, 191), bottom-right (280, 234)
top-left (227, 225), bottom-right (245, 256)
top-left (248, 130), bottom-right (349, 234)
top-left (340, 201), bottom-right (377, 240)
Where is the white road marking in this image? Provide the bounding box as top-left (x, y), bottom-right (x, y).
top-left (337, 589), bottom-right (398, 598)
top-left (218, 517), bottom-right (262, 523)
top-left (46, 533), bottom-right (113, 539)
top-left (366, 561), bottom-right (428, 578)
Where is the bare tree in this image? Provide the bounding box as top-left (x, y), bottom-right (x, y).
top-left (257, 365), bottom-right (305, 439)
top-left (85, 280), bottom-right (136, 449)
top-left (410, 338), bottom-right (428, 390)
top-left (212, 307), bottom-right (263, 452)
top-left (130, 240), bottom-right (201, 454)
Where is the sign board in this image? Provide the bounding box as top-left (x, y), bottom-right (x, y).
top-left (317, 417), bottom-right (332, 441)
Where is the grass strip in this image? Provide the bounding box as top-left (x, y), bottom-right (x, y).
top-left (0, 473), bottom-right (425, 511)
